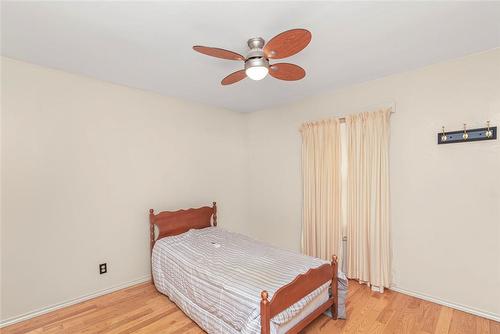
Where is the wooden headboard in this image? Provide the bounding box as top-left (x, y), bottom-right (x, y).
top-left (149, 202), bottom-right (217, 251)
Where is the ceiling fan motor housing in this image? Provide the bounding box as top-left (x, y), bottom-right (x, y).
top-left (247, 37), bottom-right (265, 50)
top-left (245, 37), bottom-right (269, 71)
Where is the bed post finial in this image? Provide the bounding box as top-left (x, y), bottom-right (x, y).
top-left (149, 209), bottom-right (154, 214)
top-left (212, 202), bottom-right (217, 227)
top-left (331, 255), bottom-right (339, 320)
top-left (260, 290), bottom-right (270, 334)
top-left (261, 290), bottom-right (268, 301)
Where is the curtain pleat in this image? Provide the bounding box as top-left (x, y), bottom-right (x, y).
top-left (346, 109), bottom-right (392, 289)
top-left (300, 120), bottom-right (342, 265)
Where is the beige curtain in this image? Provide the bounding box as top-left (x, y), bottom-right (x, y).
top-left (300, 119), bottom-right (342, 265)
top-left (346, 108), bottom-right (391, 289)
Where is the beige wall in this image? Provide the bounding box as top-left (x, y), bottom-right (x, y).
top-left (245, 49), bottom-right (500, 318)
top-left (0, 57), bottom-right (248, 321)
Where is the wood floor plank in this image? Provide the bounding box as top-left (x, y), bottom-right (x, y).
top-left (434, 306), bottom-right (454, 334)
top-left (417, 298), bottom-right (441, 334)
top-left (2, 281), bottom-right (497, 334)
top-left (490, 320), bottom-right (500, 334)
top-left (376, 291), bottom-right (407, 325)
top-left (475, 317), bottom-right (490, 334)
top-left (448, 310), bottom-right (477, 334)
top-left (383, 296), bottom-right (424, 334)
top-left (380, 293), bottom-right (414, 334)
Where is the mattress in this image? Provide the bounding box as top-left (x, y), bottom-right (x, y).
top-left (152, 227), bottom-right (345, 334)
top-left (271, 288), bottom-right (329, 334)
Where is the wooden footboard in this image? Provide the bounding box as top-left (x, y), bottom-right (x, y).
top-left (260, 255), bottom-right (338, 334)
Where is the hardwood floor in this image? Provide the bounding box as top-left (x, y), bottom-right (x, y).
top-left (2, 281), bottom-right (498, 334)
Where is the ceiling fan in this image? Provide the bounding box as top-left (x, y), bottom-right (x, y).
top-left (193, 29), bottom-right (312, 85)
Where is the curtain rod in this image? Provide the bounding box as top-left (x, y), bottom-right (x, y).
top-left (337, 108), bottom-right (395, 123)
top-left (300, 104), bottom-right (396, 130)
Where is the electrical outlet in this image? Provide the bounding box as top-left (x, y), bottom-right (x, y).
top-left (99, 263), bottom-right (107, 275)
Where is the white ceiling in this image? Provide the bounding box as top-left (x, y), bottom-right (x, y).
top-left (2, 1), bottom-right (499, 112)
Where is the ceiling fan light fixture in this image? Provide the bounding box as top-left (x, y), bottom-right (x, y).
top-left (246, 66), bottom-right (268, 81)
top-left (245, 57), bottom-right (269, 81)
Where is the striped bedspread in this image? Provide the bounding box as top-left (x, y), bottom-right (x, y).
top-left (151, 227), bottom-right (331, 334)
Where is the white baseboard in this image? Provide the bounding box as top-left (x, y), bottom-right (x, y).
top-left (390, 285), bottom-right (499, 322)
top-left (0, 275), bottom-right (151, 328)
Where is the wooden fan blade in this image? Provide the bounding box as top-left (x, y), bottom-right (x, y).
top-left (193, 46), bottom-right (245, 61)
top-left (221, 70), bottom-right (247, 85)
top-left (269, 63), bottom-right (306, 81)
top-left (264, 29), bottom-right (311, 59)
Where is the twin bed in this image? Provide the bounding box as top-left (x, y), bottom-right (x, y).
top-left (149, 202), bottom-right (347, 334)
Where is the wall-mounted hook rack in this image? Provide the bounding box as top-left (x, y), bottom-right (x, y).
top-left (437, 122), bottom-right (497, 144)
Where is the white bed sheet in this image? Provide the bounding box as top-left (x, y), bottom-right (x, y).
top-left (271, 288), bottom-right (329, 334)
top-left (152, 227), bottom-right (331, 334)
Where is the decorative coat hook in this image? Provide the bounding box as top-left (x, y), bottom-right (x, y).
top-left (437, 122), bottom-right (497, 144)
top-left (441, 126), bottom-right (447, 142)
top-left (485, 121), bottom-right (493, 138)
top-left (462, 124), bottom-right (468, 140)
